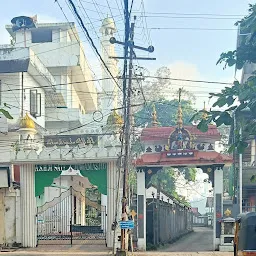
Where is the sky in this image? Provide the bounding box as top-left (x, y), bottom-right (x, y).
top-left (0, 0), bottom-right (251, 109)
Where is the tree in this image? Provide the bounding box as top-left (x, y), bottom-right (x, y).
top-left (134, 99), bottom-right (196, 128)
top-left (139, 66), bottom-right (196, 103)
top-left (192, 3), bottom-right (256, 153)
top-left (142, 66), bottom-right (172, 101)
top-left (150, 167), bottom-right (195, 204)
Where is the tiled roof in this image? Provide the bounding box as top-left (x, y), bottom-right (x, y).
top-left (141, 125), bottom-right (221, 142)
top-left (135, 150), bottom-right (233, 166)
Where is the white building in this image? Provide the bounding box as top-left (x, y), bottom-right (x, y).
top-left (0, 16), bottom-right (121, 248)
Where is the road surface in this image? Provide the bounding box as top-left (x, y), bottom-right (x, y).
top-left (0, 227), bottom-right (233, 255)
top-left (160, 226), bottom-right (215, 252)
top-left (0, 252), bottom-right (233, 256)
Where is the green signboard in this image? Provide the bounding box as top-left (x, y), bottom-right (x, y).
top-left (35, 163), bottom-right (107, 172)
top-left (35, 163), bottom-right (108, 197)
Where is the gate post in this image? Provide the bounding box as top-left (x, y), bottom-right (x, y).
top-left (70, 186), bottom-right (73, 246)
top-left (20, 163), bottom-right (37, 247)
top-left (137, 170), bottom-right (146, 251)
top-left (213, 167), bottom-right (223, 250)
top-left (101, 194), bottom-right (107, 232)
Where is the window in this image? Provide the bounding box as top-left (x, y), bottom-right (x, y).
top-left (30, 90), bottom-right (41, 117)
top-left (31, 30), bottom-right (52, 43)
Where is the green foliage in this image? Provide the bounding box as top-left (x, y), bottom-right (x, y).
top-left (142, 66), bottom-right (172, 101)
top-left (150, 167), bottom-right (196, 203)
top-left (151, 168), bottom-right (176, 195)
top-left (217, 4), bottom-right (256, 70)
top-left (191, 4), bottom-right (256, 154)
top-left (0, 104), bottom-right (13, 119)
top-left (134, 99), bottom-right (196, 127)
top-left (131, 137), bottom-right (144, 155)
top-left (184, 168), bottom-right (197, 182)
top-left (128, 169), bottom-right (137, 187)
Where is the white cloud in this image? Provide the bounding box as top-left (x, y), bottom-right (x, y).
top-left (165, 61), bottom-right (234, 110)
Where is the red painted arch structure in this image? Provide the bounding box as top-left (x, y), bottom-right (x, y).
top-left (135, 125), bottom-right (232, 186)
top-left (134, 124), bottom-right (233, 250)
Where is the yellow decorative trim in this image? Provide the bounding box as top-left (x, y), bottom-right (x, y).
top-left (152, 103), bottom-right (158, 127)
top-left (202, 101), bottom-right (208, 120)
top-left (177, 88), bottom-right (183, 129)
top-left (224, 208), bottom-right (232, 217)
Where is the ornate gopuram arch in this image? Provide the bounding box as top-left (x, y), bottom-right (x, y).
top-left (11, 116), bottom-right (123, 248)
top-left (134, 100), bottom-right (233, 251)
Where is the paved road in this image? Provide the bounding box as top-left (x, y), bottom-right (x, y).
top-left (160, 226), bottom-right (215, 252)
top-left (0, 252), bottom-right (233, 256)
top-left (0, 227), bottom-right (233, 255)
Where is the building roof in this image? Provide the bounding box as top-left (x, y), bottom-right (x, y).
top-left (0, 59), bottom-right (29, 73)
top-left (140, 125), bottom-right (221, 142)
top-left (135, 150), bottom-right (232, 167)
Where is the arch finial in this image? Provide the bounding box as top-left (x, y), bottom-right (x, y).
top-left (152, 103), bottom-right (158, 127)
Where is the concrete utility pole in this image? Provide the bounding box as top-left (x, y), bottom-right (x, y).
top-left (109, 2), bottom-right (155, 253)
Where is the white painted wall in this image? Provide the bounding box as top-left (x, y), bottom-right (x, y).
top-left (0, 188), bottom-right (21, 246)
top-left (16, 30), bottom-right (32, 47)
top-left (0, 72), bottom-right (45, 127)
top-left (37, 174), bottom-right (90, 207)
top-left (0, 133), bottom-right (18, 164)
top-left (45, 67), bottom-right (85, 113)
top-left (146, 186), bottom-right (174, 204)
top-left (31, 42), bottom-right (80, 68)
top-left (0, 73), bottom-right (21, 122)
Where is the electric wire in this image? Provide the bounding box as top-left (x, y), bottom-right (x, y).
top-left (55, 0), bottom-right (121, 105)
top-left (77, 0), bottom-right (122, 107)
top-left (66, 0), bottom-right (121, 92)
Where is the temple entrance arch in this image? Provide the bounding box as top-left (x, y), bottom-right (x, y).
top-left (135, 122), bottom-right (232, 250)
top-left (134, 93), bottom-right (233, 251)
